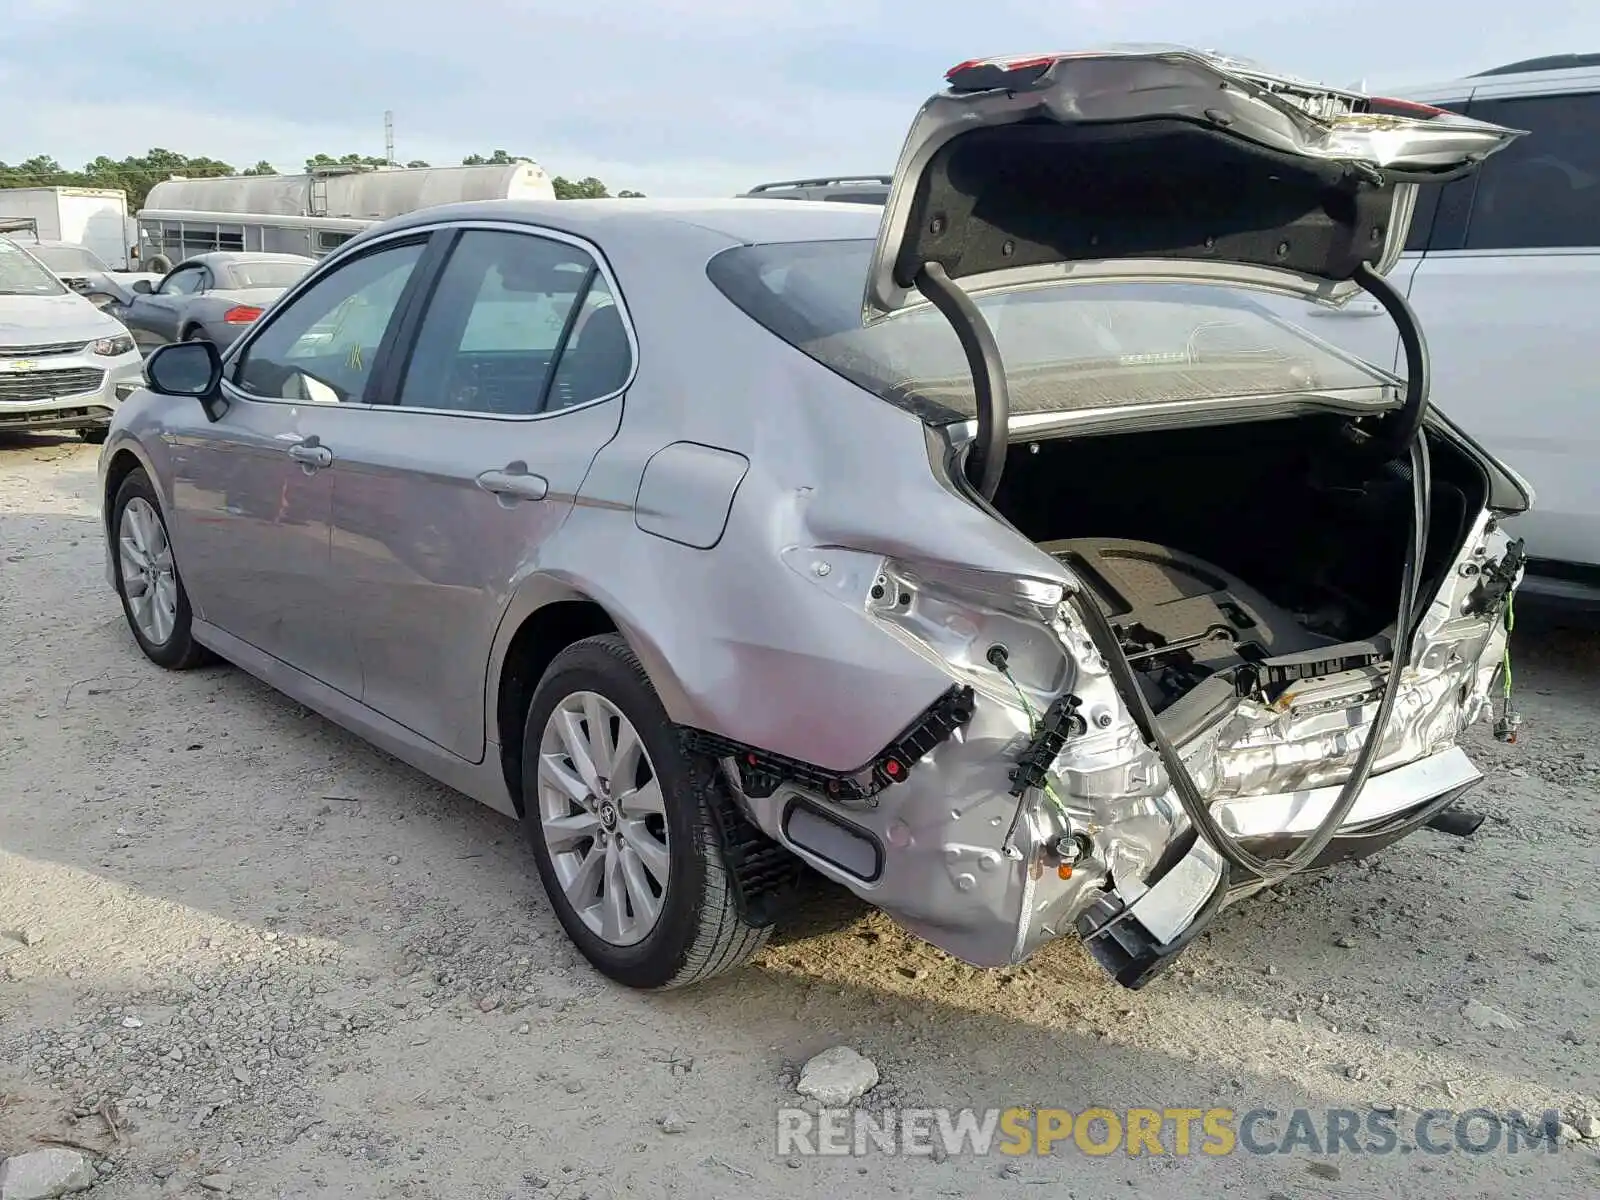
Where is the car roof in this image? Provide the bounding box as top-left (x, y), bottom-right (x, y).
top-left (1390, 55), bottom-right (1600, 99)
top-left (179, 251), bottom-right (317, 270)
top-left (369, 197), bottom-right (883, 247)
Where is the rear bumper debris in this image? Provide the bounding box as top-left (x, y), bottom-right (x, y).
top-left (708, 508), bottom-right (1516, 984)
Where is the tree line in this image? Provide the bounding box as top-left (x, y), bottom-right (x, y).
top-left (0, 148), bottom-right (643, 209)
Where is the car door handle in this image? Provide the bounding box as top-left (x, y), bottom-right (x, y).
top-left (476, 463), bottom-right (549, 502)
top-left (287, 442), bottom-right (333, 469)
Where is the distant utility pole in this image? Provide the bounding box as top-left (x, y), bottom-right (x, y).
top-left (384, 110), bottom-right (395, 166)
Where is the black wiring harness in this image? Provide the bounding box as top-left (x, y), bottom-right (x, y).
top-left (1071, 261), bottom-right (1435, 885)
top-left (914, 247), bottom-right (1440, 888)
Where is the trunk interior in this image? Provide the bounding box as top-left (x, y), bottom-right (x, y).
top-left (989, 415), bottom-right (1490, 737)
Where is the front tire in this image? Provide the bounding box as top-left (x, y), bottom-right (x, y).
top-left (110, 468), bottom-right (209, 670)
top-left (521, 634), bottom-right (770, 989)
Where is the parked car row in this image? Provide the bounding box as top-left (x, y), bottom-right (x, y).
top-left (0, 236), bottom-right (314, 440)
top-left (22, 239), bottom-right (158, 311)
top-left (101, 251), bottom-right (315, 353)
top-left (95, 48), bottom-right (1531, 995)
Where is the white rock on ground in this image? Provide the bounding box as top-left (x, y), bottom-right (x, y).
top-left (796, 1046), bottom-right (879, 1106)
top-left (1460, 1000), bottom-right (1520, 1031)
top-left (0, 1149), bottom-right (97, 1200)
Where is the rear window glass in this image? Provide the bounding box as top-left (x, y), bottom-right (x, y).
top-left (0, 238), bottom-right (67, 297)
top-left (228, 261), bottom-right (311, 289)
top-left (706, 239), bottom-right (1398, 422)
top-left (32, 244), bottom-right (108, 273)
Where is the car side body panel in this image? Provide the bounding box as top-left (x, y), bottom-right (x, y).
top-left (525, 214), bottom-right (1072, 772)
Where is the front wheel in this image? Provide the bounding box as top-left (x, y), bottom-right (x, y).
top-left (520, 634), bottom-right (770, 989)
top-left (110, 468), bottom-right (210, 670)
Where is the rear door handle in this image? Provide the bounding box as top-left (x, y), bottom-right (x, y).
top-left (476, 462), bottom-right (549, 502)
top-left (287, 440), bottom-right (333, 469)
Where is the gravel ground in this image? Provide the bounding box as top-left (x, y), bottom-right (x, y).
top-left (1, 433), bottom-right (1596, 1200)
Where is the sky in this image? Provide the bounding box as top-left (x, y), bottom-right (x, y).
top-left (4, 0), bottom-right (1599, 196)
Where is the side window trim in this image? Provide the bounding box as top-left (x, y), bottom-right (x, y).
top-left (1404, 184), bottom-right (1442, 253)
top-left (1407, 92), bottom-right (1477, 254)
top-left (221, 232), bottom-right (441, 400)
top-left (535, 264), bottom-right (598, 412)
top-left (360, 228), bottom-right (460, 405)
top-left (366, 228), bottom-right (462, 405)
top-left (367, 220), bottom-right (638, 422)
top-left (1424, 176), bottom-right (1480, 253)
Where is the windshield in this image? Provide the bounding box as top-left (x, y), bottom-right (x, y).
top-left (226, 261), bottom-right (311, 289)
top-left (0, 238), bottom-right (68, 297)
top-left (31, 244), bottom-right (109, 274)
top-left (706, 239), bottom-right (1398, 422)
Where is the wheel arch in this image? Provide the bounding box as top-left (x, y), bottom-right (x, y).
top-left (100, 438), bottom-right (176, 596)
top-left (102, 444), bottom-right (153, 538)
top-left (490, 585), bottom-right (685, 816)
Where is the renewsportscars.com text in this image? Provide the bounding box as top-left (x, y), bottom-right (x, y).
top-left (776, 1106), bottom-right (1566, 1158)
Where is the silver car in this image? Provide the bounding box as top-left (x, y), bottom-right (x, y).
top-left (20, 240), bottom-right (157, 311)
top-left (112, 252), bottom-right (316, 353)
top-left (98, 48), bottom-right (1530, 992)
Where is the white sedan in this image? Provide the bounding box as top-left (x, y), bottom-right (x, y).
top-left (0, 236), bottom-right (144, 442)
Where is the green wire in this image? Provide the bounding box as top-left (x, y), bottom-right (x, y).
top-left (1502, 592), bottom-right (1515, 700)
top-left (998, 666), bottom-right (1072, 821)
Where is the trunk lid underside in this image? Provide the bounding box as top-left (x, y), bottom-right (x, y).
top-left (863, 46), bottom-right (1520, 321)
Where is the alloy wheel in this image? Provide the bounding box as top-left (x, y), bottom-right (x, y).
top-left (535, 691), bottom-right (671, 946)
top-left (118, 497), bottom-right (179, 646)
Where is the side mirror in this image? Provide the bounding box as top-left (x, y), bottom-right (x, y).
top-left (145, 340), bottom-right (227, 422)
top-left (131, 278), bottom-right (154, 294)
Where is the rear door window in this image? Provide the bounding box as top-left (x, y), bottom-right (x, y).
top-left (395, 229), bottom-right (631, 416)
top-left (1461, 92), bottom-right (1600, 250)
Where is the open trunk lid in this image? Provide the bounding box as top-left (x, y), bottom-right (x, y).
top-left (864, 46), bottom-right (1522, 321)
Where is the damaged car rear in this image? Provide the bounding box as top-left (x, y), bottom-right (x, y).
top-left (687, 47), bottom-right (1530, 988)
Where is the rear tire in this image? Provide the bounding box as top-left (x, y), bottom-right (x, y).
top-left (520, 634), bottom-right (770, 989)
top-left (182, 327), bottom-right (207, 343)
top-left (110, 468), bottom-right (210, 670)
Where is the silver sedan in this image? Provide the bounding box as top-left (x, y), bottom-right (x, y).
top-left (98, 48), bottom-right (1530, 992)
top-left (112, 252), bottom-right (314, 353)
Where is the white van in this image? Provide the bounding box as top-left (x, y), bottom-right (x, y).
top-left (1280, 53), bottom-right (1600, 612)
